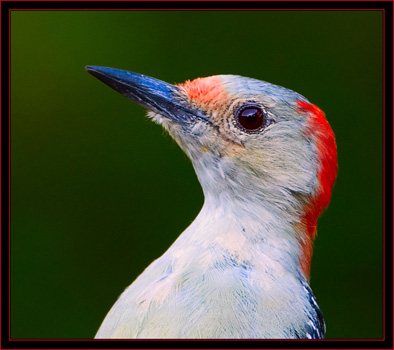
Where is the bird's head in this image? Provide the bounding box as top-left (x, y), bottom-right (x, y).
top-left (87, 66), bottom-right (337, 277)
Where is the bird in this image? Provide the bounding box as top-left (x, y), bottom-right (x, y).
top-left (86, 66), bottom-right (337, 339)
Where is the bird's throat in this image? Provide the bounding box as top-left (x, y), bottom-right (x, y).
top-left (168, 195), bottom-right (310, 282)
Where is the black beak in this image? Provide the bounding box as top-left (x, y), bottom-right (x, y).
top-left (86, 66), bottom-right (204, 123)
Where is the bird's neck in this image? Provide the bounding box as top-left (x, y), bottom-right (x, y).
top-left (182, 151), bottom-right (317, 278)
top-left (169, 192), bottom-right (309, 279)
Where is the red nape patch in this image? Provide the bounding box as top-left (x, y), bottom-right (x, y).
top-left (300, 235), bottom-right (313, 279)
top-left (297, 100), bottom-right (337, 278)
top-left (297, 100), bottom-right (338, 239)
top-left (178, 76), bottom-right (227, 107)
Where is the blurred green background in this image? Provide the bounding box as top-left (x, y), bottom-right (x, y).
top-left (11, 10), bottom-right (383, 339)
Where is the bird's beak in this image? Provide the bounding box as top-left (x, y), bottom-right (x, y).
top-left (86, 66), bottom-right (204, 124)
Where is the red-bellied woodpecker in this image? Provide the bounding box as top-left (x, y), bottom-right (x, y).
top-left (86, 66), bottom-right (337, 339)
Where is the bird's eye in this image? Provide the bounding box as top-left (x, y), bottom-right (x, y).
top-left (237, 107), bottom-right (265, 131)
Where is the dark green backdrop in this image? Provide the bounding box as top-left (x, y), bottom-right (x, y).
top-left (11, 10), bottom-right (383, 339)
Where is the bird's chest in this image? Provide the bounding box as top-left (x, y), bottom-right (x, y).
top-left (132, 249), bottom-right (310, 338)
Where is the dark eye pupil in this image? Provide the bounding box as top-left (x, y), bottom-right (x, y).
top-left (238, 107), bottom-right (264, 130)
